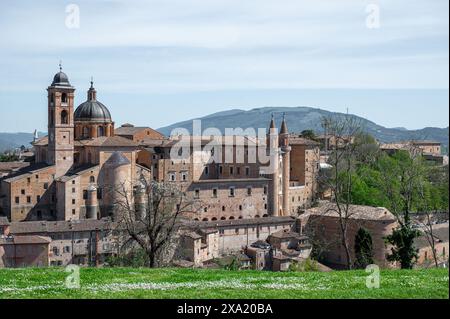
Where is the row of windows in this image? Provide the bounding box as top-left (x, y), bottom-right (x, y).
top-left (80, 126), bottom-right (108, 138)
top-left (202, 203), bottom-right (268, 213)
top-left (168, 171), bottom-right (188, 182)
top-left (195, 214), bottom-right (270, 223)
top-left (15, 193), bottom-right (55, 204)
top-left (217, 166), bottom-right (251, 176)
top-left (194, 186), bottom-right (267, 199)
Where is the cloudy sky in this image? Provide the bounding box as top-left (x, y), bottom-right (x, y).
top-left (0, 0), bottom-right (448, 132)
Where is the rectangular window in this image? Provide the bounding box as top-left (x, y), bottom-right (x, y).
top-left (204, 166), bottom-right (209, 175)
top-left (37, 195), bottom-right (41, 202)
top-left (229, 187), bottom-right (235, 197)
top-left (72, 188), bottom-right (76, 193)
top-left (237, 167), bottom-right (241, 175)
top-left (21, 189), bottom-right (25, 195)
top-left (72, 209), bottom-right (76, 215)
top-left (44, 183), bottom-right (49, 190)
top-left (229, 166), bottom-right (234, 175)
top-left (245, 167), bottom-right (250, 176)
top-left (194, 189), bottom-right (200, 199)
top-left (26, 196), bottom-right (31, 203)
top-left (212, 188), bottom-right (218, 198)
top-left (219, 166), bottom-right (223, 175)
top-left (247, 187), bottom-right (252, 196)
top-left (72, 199), bottom-right (76, 205)
top-left (15, 197), bottom-right (19, 204)
top-left (264, 186), bottom-right (268, 195)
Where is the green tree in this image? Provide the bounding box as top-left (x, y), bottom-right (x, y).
top-left (378, 151), bottom-right (423, 269)
top-left (354, 228), bottom-right (374, 269)
top-left (300, 129), bottom-right (318, 141)
top-left (385, 225), bottom-right (420, 269)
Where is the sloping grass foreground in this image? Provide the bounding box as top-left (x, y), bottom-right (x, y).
top-left (0, 267), bottom-right (447, 299)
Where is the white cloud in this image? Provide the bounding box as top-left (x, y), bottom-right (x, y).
top-left (0, 0), bottom-right (447, 92)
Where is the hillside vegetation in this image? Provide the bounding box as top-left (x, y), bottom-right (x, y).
top-left (158, 107), bottom-right (449, 148)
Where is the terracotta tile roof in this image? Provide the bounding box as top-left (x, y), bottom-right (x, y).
top-left (269, 229), bottom-right (307, 240)
top-left (10, 219), bottom-right (115, 234)
top-left (415, 223), bottom-right (449, 249)
top-left (182, 216), bottom-right (296, 229)
top-left (115, 126), bottom-right (165, 138)
top-left (0, 235), bottom-right (51, 245)
top-left (0, 162), bottom-right (30, 171)
top-left (75, 136), bottom-right (139, 148)
top-left (56, 165), bottom-right (99, 183)
top-left (2, 164), bottom-right (54, 183)
top-left (306, 202), bottom-right (397, 222)
top-left (288, 136), bottom-right (320, 146)
top-left (32, 136), bottom-right (48, 146)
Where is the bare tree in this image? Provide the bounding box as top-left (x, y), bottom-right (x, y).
top-left (414, 164), bottom-right (449, 268)
top-left (112, 177), bottom-right (199, 268)
top-left (317, 115), bottom-right (363, 269)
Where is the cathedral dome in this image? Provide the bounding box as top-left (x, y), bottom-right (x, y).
top-left (74, 80), bottom-right (112, 123)
top-left (74, 100), bottom-right (112, 123)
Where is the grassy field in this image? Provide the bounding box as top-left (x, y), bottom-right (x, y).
top-left (0, 267), bottom-right (447, 299)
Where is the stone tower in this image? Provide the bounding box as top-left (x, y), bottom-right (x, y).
top-left (280, 114), bottom-right (291, 216)
top-left (267, 115), bottom-right (280, 216)
top-left (47, 64), bottom-right (75, 178)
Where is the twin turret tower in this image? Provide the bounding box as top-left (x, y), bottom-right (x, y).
top-left (267, 114), bottom-right (291, 217)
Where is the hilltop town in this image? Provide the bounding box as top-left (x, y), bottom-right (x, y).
top-left (0, 68), bottom-right (448, 271)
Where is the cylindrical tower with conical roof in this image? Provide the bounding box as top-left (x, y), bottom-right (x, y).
top-left (280, 114), bottom-right (291, 216)
top-left (267, 115), bottom-right (280, 216)
top-left (103, 151), bottom-right (132, 219)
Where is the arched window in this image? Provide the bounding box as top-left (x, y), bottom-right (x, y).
top-left (211, 217), bottom-right (217, 221)
top-left (83, 127), bottom-right (89, 138)
top-left (202, 218), bottom-right (209, 222)
top-left (220, 216), bottom-right (226, 220)
top-left (61, 110), bottom-right (68, 124)
top-left (98, 126), bottom-right (104, 137)
top-left (89, 176), bottom-right (95, 183)
top-left (229, 216), bottom-right (235, 220)
top-left (61, 93), bottom-right (67, 103)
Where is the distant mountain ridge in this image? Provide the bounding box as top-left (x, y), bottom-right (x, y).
top-left (0, 132), bottom-right (46, 152)
top-left (1, 107), bottom-right (448, 153)
top-left (157, 106), bottom-right (449, 148)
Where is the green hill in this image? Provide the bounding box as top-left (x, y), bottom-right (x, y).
top-left (158, 107), bottom-right (449, 149)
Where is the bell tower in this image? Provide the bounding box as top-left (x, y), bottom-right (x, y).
top-left (47, 63), bottom-right (75, 178)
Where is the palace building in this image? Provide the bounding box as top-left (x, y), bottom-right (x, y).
top-left (0, 68), bottom-right (320, 223)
